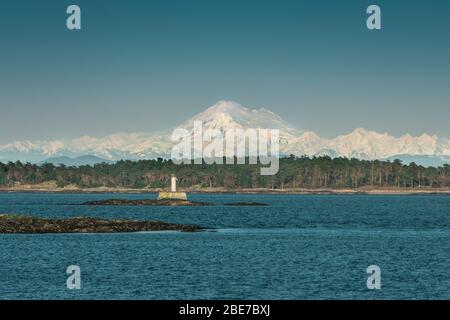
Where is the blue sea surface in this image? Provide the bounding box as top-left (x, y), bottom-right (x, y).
top-left (0, 193), bottom-right (449, 299)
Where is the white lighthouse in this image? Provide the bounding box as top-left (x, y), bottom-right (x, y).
top-left (157, 174), bottom-right (187, 201)
top-left (170, 174), bottom-right (177, 192)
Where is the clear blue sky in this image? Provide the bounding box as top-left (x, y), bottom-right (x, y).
top-left (0, 0), bottom-right (449, 143)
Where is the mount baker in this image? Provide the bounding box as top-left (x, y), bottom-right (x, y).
top-left (0, 101), bottom-right (449, 167)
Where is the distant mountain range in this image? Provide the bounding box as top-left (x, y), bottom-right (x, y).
top-left (1, 101), bottom-right (449, 167)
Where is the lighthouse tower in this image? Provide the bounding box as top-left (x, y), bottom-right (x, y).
top-left (170, 174), bottom-right (177, 192)
top-left (157, 174), bottom-right (187, 201)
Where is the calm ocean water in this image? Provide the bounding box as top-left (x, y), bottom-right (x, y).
top-left (0, 192), bottom-right (449, 300)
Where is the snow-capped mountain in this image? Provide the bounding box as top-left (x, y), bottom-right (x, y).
top-left (286, 129), bottom-right (450, 165)
top-left (177, 100), bottom-right (300, 136)
top-left (0, 100), bottom-right (449, 166)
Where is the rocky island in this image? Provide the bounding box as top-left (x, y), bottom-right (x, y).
top-left (80, 199), bottom-right (269, 206)
top-left (0, 214), bottom-right (203, 233)
top-left (81, 199), bottom-right (212, 206)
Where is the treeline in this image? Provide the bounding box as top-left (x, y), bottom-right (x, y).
top-left (0, 156), bottom-right (449, 189)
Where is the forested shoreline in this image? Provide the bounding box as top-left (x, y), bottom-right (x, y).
top-left (0, 156), bottom-right (449, 190)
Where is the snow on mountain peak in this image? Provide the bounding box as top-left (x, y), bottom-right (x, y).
top-left (207, 100), bottom-right (247, 114)
top-left (177, 101), bottom-right (300, 137)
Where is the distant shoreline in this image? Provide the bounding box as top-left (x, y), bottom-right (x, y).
top-left (0, 186), bottom-right (449, 195)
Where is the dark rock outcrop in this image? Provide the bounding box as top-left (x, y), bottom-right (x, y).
top-left (224, 202), bottom-right (268, 206)
top-left (0, 214), bottom-right (203, 233)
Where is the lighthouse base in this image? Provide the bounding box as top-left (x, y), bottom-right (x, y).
top-left (157, 192), bottom-right (188, 201)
